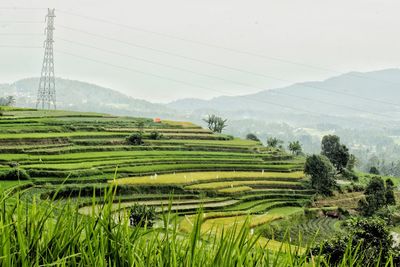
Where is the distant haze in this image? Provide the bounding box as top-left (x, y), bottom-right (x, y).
top-left (1, 0), bottom-right (400, 102)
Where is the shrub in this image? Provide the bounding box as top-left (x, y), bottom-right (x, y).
top-left (0, 168), bottom-right (30, 180)
top-left (341, 168), bottom-right (358, 181)
top-left (311, 217), bottom-right (396, 266)
top-left (127, 132), bottom-right (143, 145)
top-left (375, 207), bottom-right (397, 225)
top-left (369, 166), bottom-right (380, 175)
top-left (64, 125), bottom-right (77, 132)
top-left (337, 207), bottom-right (350, 217)
top-left (246, 133), bottom-right (259, 142)
top-left (8, 162), bottom-right (19, 168)
top-left (149, 131), bottom-right (163, 140)
top-left (351, 183), bottom-right (365, 192)
top-left (225, 135), bottom-right (234, 140)
top-left (129, 203), bottom-right (156, 227)
top-left (357, 176), bottom-right (396, 216)
top-left (385, 179), bottom-right (396, 206)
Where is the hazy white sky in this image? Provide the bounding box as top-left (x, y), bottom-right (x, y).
top-left (0, 0), bottom-right (399, 102)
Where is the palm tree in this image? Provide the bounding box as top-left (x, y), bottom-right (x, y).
top-left (266, 137), bottom-right (283, 148)
top-left (288, 141), bottom-right (302, 155)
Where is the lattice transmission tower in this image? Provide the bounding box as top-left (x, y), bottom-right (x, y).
top-left (36, 8), bottom-right (56, 109)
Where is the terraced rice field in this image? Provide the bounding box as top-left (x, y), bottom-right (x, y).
top-left (0, 107), bottom-right (313, 247)
top-left (315, 192), bottom-right (364, 209)
top-left (114, 171), bottom-right (304, 185)
top-left (180, 206), bottom-right (304, 234)
top-left (270, 216), bottom-right (342, 246)
top-left (78, 197), bottom-right (236, 215)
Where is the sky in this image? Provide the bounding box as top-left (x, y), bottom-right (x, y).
top-left (0, 0), bottom-right (399, 103)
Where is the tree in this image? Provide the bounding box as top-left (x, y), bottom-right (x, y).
top-left (129, 204), bottom-right (156, 227)
top-left (312, 217), bottom-right (396, 266)
top-left (304, 154), bottom-right (336, 195)
top-left (203, 114), bottom-right (227, 133)
top-left (127, 132), bottom-right (143, 145)
top-left (0, 95), bottom-right (15, 106)
top-left (358, 176), bottom-right (386, 216)
top-left (369, 166), bottom-right (380, 175)
top-left (288, 141), bottom-right (302, 155)
top-left (0, 96), bottom-right (14, 117)
top-left (246, 133), bottom-right (260, 142)
top-left (266, 137), bottom-right (283, 148)
top-left (321, 135), bottom-right (349, 172)
top-left (346, 154), bottom-right (357, 171)
top-left (5, 96), bottom-right (15, 106)
top-left (137, 121), bottom-right (145, 133)
top-left (385, 179), bottom-right (396, 206)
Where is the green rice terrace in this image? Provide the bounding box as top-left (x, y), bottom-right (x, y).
top-left (2, 107), bottom-right (399, 265)
top-left (0, 108), bottom-right (316, 238)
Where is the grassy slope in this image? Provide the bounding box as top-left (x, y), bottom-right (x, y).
top-left (1, 107), bottom-right (399, 265)
top-left (0, 107), bottom-right (311, 254)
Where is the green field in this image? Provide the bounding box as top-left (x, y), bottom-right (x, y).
top-left (0, 107), bottom-right (320, 264)
top-left (0, 107), bottom-right (397, 265)
top-left (0, 108), bottom-right (311, 228)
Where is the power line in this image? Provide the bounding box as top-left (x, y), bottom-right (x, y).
top-left (0, 45), bottom-right (41, 48)
top-left (57, 9), bottom-right (400, 89)
top-left (57, 37), bottom-right (393, 119)
top-left (56, 49), bottom-right (397, 123)
top-left (55, 49), bottom-right (333, 117)
top-left (1, 8), bottom-right (398, 91)
top-left (0, 7), bottom-right (47, 10)
top-left (0, 9), bottom-right (395, 120)
top-left (58, 25), bottom-right (400, 109)
top-left (0, 21), bottom-right (44, 24)
top-left (0, 33), bottom-right (43, 35)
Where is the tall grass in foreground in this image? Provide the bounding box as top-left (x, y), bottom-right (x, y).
top-left (0, 185), bottom-right (395, 266)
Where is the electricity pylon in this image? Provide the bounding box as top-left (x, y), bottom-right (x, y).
top-left (36, 8), bottom-right (56, 110)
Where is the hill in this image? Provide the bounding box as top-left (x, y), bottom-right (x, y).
top-left (5, 69), bottom-right (400, 124)
top-left (0, 107), bottom-right (312, 237)
top-left (4, 70), bottom-right (400, 176)
top-left (168, 69), bottom-right (400, 120)
top-left (1, 77), bottom-right (176, 118)
top-left (1, 107), bottom-right (399, 265)
top-left (167, 69), bottom-right (400, 173)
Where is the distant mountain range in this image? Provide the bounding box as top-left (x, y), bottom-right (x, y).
top-left (168, 69), bottom-right (400, 120)
top-left (2, 69), bottom-right (400, 126)
top-left (2, 69), bottom-right (400, 174)
top-left (0, 78), bottom-right (175, 118)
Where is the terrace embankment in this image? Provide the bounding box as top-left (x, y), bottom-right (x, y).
top-left (0, 107), bottom-right (312, 248)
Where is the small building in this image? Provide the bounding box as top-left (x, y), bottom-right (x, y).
top-left (153, 118), bottom-right (161, 123)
